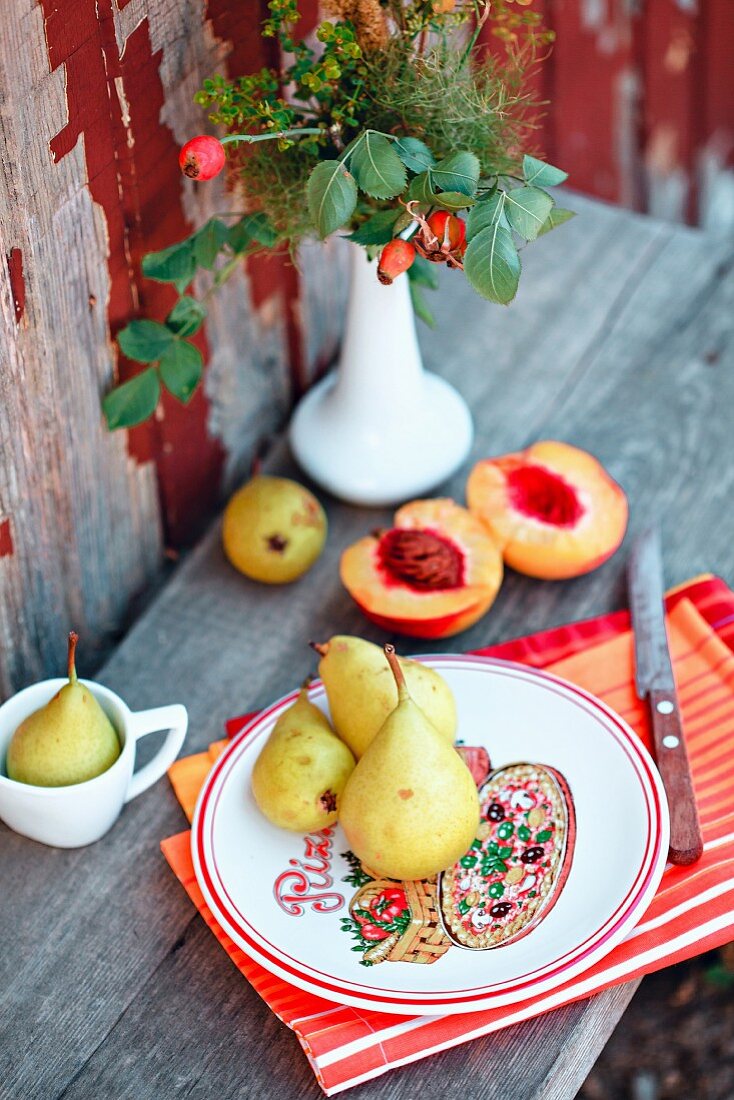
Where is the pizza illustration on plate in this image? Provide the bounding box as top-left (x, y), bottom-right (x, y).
top-left (339, 752), bottom-right (575, 966)
top-left (438, 762), bottom-right (576, 949)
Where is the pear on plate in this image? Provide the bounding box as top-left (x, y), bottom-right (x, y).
top-left (339, 645), bottom-right (480, 881)
top-left (311, 635), bottom-right (457, 757)
top-left (6, 632), bottom-right (121, 787)
top-left (251, 684), bottom-right (355, 831)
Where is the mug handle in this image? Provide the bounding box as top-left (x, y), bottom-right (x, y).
top-left (124, 704), bottom-right (188, 803)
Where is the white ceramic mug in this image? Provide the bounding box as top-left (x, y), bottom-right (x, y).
top-left (0, 678), bottom-right (188, 848)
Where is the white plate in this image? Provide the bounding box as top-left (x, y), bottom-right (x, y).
top-left (192, 656), bottom-right (669, 1015)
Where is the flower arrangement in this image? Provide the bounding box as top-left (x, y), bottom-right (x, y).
top-left (105, 0), bottom-right (573, 430)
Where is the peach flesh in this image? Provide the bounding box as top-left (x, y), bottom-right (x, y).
top-left (506, 464), bottom-right (585, 528)
top-left (341, 497), bottom-right (504, 638)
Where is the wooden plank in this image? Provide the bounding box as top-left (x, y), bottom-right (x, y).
top-left (0, 0), bottom-right (344, 696)
top-left (0, 0), bottom-right (164, 695)
top-left (641, 0), bottom-right (702, 224)
top-left (545, 0), bottom-right (644, 210)
top-left (698, 0), bottom-right (734, 234)
top-left (1, 197), bottom-right (732, 1099)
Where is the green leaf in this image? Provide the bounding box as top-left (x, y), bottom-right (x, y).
top-left (406, 171), bottom-right (434, 204)
top-left (159, 340), bottom-right (203, 404)
top-left (430, 191), bottom-right (476, 212)
top-left (166, 296), bottom-right (207, 337)
top-left (409, 281), bottom-right (436, 328)
top-left (522, 154), bottom-right (568, 188)
top-left (103, 368), bottom-right (160, 430)
top-left (118, 319), bottom-right (174, 363)
top-left (347, 209), bottom-right (399, 246)
top-left (466, 192), bottom-right (507, 239)
top-left (463, 223), bottom-right (521, 305)
top-left (350, 132), bottom-right (407, 200)
top-left (537, 206), bottom-right (577, 237)
top-left (504, 186), bottom-right (555, 241)
top-left (307, 160), bottom-right (358, 238)
top-left (194, 219), bottom-right (229, 269)
top-left (142, 240), bottom-right (196, 291)
top-left (431, 151), bottom-right (480, 197)
top-left (407, 254), bottom-right (439, 290)
top-left (228, 212), bottom-right (278, 253)
top-left (393, 137), bottom-right (435, 174)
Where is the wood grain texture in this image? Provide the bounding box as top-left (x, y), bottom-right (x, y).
top-left (1, 195), bottom-right (732, 1099)
top-left (0, 0), bottom-right (163, 696)
top-left (648, 688), bottom-right (703, 866)
top-left (0, 0), bottom-right (341, 696)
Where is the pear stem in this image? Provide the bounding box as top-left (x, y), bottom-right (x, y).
top-left (67, 631), bottom-right (79, 684)
top-left (309, 641), bottom-right (328, 657)
top-left (384, 644), bottom-right (408, 700)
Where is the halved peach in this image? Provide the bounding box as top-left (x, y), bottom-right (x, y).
top-left (340, 498), bottom-right (503, 638)
top-left (466, 441), bottom-right (628, 580)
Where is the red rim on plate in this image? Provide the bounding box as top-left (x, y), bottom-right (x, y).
top-left (191, 656), bottom-right (669, 1015)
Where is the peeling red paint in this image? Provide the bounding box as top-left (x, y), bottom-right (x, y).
top-left (0, 519), bottom-right (14, 559)
top-left (40, 0), bottom-right (224, 544)
top-left (207, 0), bottom-right (310, 394)
top-left (643, 0), bottom-right (702, 222)
top-left (6, 249), bottom-right (25, 323)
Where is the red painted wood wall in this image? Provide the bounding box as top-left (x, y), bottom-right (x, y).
top-left (527, 0), bottom-right (734, 227)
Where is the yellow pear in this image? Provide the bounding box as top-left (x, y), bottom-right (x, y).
top-left (6, 633), bottom-right (120, 787)
top-left (251, 685), bottom-right (355, 831)
top-left (223, 475), bottom-right (327, 584)
top-left (339, 645), bottom-right (479, 880)
top-left (311, 635), bottom-right (457, 757)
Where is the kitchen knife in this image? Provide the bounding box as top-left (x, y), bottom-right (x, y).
top-left (628, 527), bottom-right (703, 865)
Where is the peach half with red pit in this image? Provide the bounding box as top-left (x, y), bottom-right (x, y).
top-left (466, 441), bottom-right (628, 581)
top-left (339, 499), bottom-right (503, 639)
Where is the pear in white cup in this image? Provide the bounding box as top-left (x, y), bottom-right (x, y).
top-left (6, 632), bottom-right (120, 787)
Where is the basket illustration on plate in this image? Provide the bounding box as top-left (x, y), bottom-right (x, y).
top-left (345, 873), bottom-right (452, 966)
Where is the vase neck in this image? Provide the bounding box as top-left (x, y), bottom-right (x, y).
top-left (331, 245), bottom-right (424, 412)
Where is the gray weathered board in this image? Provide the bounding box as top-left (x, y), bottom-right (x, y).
top-left (1, 195), bottom-right (733, 1099)
top-left (0, 0), bottom-right (348, 699)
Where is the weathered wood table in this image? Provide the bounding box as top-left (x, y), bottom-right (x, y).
top-left (2, 195), bottom-right (733, 1099)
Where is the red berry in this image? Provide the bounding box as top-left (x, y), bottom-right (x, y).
top-left (427, 211), bottom-right (466, 251)
top-left (179, 136), bottom-right (226, 181)
top-left (377, 238), bottom-right (415, 285)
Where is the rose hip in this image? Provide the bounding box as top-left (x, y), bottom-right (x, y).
top-left (426, 210), bottom-right (466, 251)
top-left (179, 136), bottom-right (226, 181)
top-left (377, 238), bottom-right (415, 285)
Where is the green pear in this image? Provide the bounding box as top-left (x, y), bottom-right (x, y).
top-left (6, 632), bottom-right (120, 787)
top-left (339, 645), bottom-right (480, 881)
top-left (251, 684), bottom-right (355, 831)
top-left (312, 635), bottom-right (457, 758)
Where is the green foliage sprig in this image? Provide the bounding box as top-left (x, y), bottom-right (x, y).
top-left (107, 0), bottom-right (571, 430)
top-left (104, 214), bottom-right (277, 427)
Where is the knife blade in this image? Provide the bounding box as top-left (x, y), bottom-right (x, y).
top-left (628, 527), bottom-right (703, 865)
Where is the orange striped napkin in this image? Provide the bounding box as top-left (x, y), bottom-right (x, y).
top-left (162, 576), bottom-right (734, 1095)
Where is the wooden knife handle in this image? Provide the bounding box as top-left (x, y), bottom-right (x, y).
top-left (649, 688), bottom-right (703, 865)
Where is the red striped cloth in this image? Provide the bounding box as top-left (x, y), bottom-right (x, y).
top-left (162, 575), bottom-right (734, 1095)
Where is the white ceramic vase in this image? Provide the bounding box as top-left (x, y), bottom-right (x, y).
top-left (290, 245), bottom-right (473, 507)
